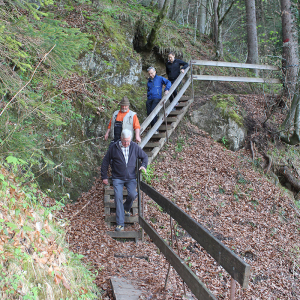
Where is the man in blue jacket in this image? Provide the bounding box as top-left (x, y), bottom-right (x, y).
top-left (146, 67), bottom-right (171, 129)
top-left (101, 129), bottom-right (148, 231)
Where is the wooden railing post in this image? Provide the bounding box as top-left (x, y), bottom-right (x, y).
top-left (136, 159), bottom-right (143, 240)
top-left (163, 100), bottom-right (169, 143)
top-left (230, 277), bottom-right (236, 300)
top-left (191, 60), bottom-right (194, 101)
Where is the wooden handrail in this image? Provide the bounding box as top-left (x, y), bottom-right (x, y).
top-left (140, 65), bottom-right (190, 135)
top-left (191, 60), bottom-right (280, 71)
top-left (140, 181), bottom-right (251, 288)
top-left (139, 216), bottom-right (217, 300)
top-left (192, 74), bottom-right (281, 84)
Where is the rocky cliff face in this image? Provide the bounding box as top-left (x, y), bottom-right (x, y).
top-left (37, 18), bottom-right (146, 201)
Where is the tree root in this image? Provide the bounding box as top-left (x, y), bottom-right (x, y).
top-left (250, 140), bottom-right (255, 161)
top-left (264, 153), bottom-right (272, 174)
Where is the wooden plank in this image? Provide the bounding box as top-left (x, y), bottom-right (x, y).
top-left (191, 60), bottom-right (280, 71)
top-left (158, 124), bottom-right (173, 131)
top-left (145, 141), bottom-right (163, 148)
top-left (107, 231), bottom-right (142, 240)
top-left (139, 216), bottom-right (217, 300)
top-left (192, 74), bottom-right (281, 84)
top-left (178, 96), bottom-right (190, 101)
top-left (166, 117), bottom-right (178, 122)
top-left (140, 66), bottom-right (190, 134)
top-left (105, 201), bottom-right (138, 208)
top-left (176, 102), bottom-right (188, 107)
top-left (105, 215), bottom-right (139, 223)
top-left (104, 195), bottom-right (110, 203)
top-left (168, 110), bottom-right (184, 116)
top-left (105, 189), bottom-right (128, 196)
top-left (110, 277), bottom-right (142, 300)
top-left (140, 181), bottom-right (250, 288)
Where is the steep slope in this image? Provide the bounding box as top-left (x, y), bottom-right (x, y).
top-left (60, 95), bottom-right (300, 299)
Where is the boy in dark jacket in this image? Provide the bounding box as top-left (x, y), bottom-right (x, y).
top-left (166, 52), bottom-right (188, 103)
top-left (101, 129), bottom-right (148, 231)
top-left (146, 67), bottom-right (171, 129)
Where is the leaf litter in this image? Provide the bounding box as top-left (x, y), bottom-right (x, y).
top-left (60, 95), bottom-right (299, 299)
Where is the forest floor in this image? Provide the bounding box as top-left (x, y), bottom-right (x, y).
top-left (59, 94), bottom-right (300, 300)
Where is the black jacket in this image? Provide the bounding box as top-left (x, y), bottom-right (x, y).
top-left (101, 141), bottom-right (148, 180)
top-left (166, 59), bottom-right (189, 81)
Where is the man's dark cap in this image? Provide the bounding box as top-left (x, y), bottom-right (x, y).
top-left (120, 96), bottom-right (130, 106)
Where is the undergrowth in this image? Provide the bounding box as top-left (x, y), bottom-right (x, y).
top-left (0, 156), bottom-right (99, 299)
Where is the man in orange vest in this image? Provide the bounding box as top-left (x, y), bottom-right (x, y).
top-left (104, 97), bottom-right (141, 145)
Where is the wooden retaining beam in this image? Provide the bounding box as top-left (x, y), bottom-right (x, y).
top-left (140, 181), bottom-right (250, 289)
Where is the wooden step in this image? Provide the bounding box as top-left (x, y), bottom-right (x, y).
top-left (152, 132), bottom-right (170, 138)
top-left (105, 189), bottom-right (128, 196)
top-left (105, 201), bottom-right (138, 208)
top-left (168, 110), bottom-right (183, 116)
top-left (145, 141), bottom-right (161, 148)
top-left (159, 124), bottom-right (173, 131)
top-left (176, 102), bottom-right (188, 107)
top-left (166, 117), bottom-right (177, 122)
top-left (105, 206), bottom-right (138, 216)
top-left (105, 215), bottom-right (138, 224)
top-left (179, 96), bottom-right (190, 101)
top-left (107, 231), bottom-right (142, 243)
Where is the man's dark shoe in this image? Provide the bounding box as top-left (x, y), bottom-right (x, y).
top-left (115, 225), bottom-right (124, 231)
top-left (124, 210), bottom-right (131, 216)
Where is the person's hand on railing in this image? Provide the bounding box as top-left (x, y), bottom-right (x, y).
top-left (164, 90), bottom-right (169, 95)
top-left (181, 69), bottom-right (185, 73)
top-left (139, 166), bottom-right (147, 173)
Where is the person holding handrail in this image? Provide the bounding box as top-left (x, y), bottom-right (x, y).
top-left (166, 52), bottom-right (188, 104)
top-left (146, 67), bottom-right (171, 132)
top-left (101, 129), bottom-right (148, 232)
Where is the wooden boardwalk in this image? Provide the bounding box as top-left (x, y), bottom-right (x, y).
top-left (110, 277), bottom-right (142, 300)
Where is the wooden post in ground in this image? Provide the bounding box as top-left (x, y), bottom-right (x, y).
top-left (230, 277), bottom-right (236, 300)
top-left (191, 61), bottom-right (194, 101)
top-left (136, 159), bottom-right (143, 242)
top-left (163, 101), bottom-right (169, 143)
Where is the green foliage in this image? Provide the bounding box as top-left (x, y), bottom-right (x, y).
top-left (0, 161), bottom-right (99, 299)
top-left (142, 164), bottom-right (156, 185)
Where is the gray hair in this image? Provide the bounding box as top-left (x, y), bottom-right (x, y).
top-left (147, 66), bottom-right (156, 72)
top-left (121, 129), bottom-right (132, 139)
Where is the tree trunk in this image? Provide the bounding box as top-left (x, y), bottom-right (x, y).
top-left (199, 0), bottom-right (207, 34)
top-left (145, 0), bottom-right (171, 51)
top-left (213, 0), bottom-right (218, 45)
top-left (281, 0), bottom-right (299, 98)
top-left (158, 0), bottom-right (165, 9)
top-left (194, 0), bottom-right (200, 43)
top-left (256, 0), bottom-right (266, 55)
top-left (245, 0), bottom-right (258, 65)
top-left (170, 0), bottom-right (177, 20)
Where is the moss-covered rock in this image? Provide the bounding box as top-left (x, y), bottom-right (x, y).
top-left (190, 95), bottom-right (247, 151)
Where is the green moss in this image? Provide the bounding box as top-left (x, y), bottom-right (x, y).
top-left (211, 94), bottom-right (244, 126)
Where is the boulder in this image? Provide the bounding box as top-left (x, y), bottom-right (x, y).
top-left (190, 100), bottom-right (246, 151)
